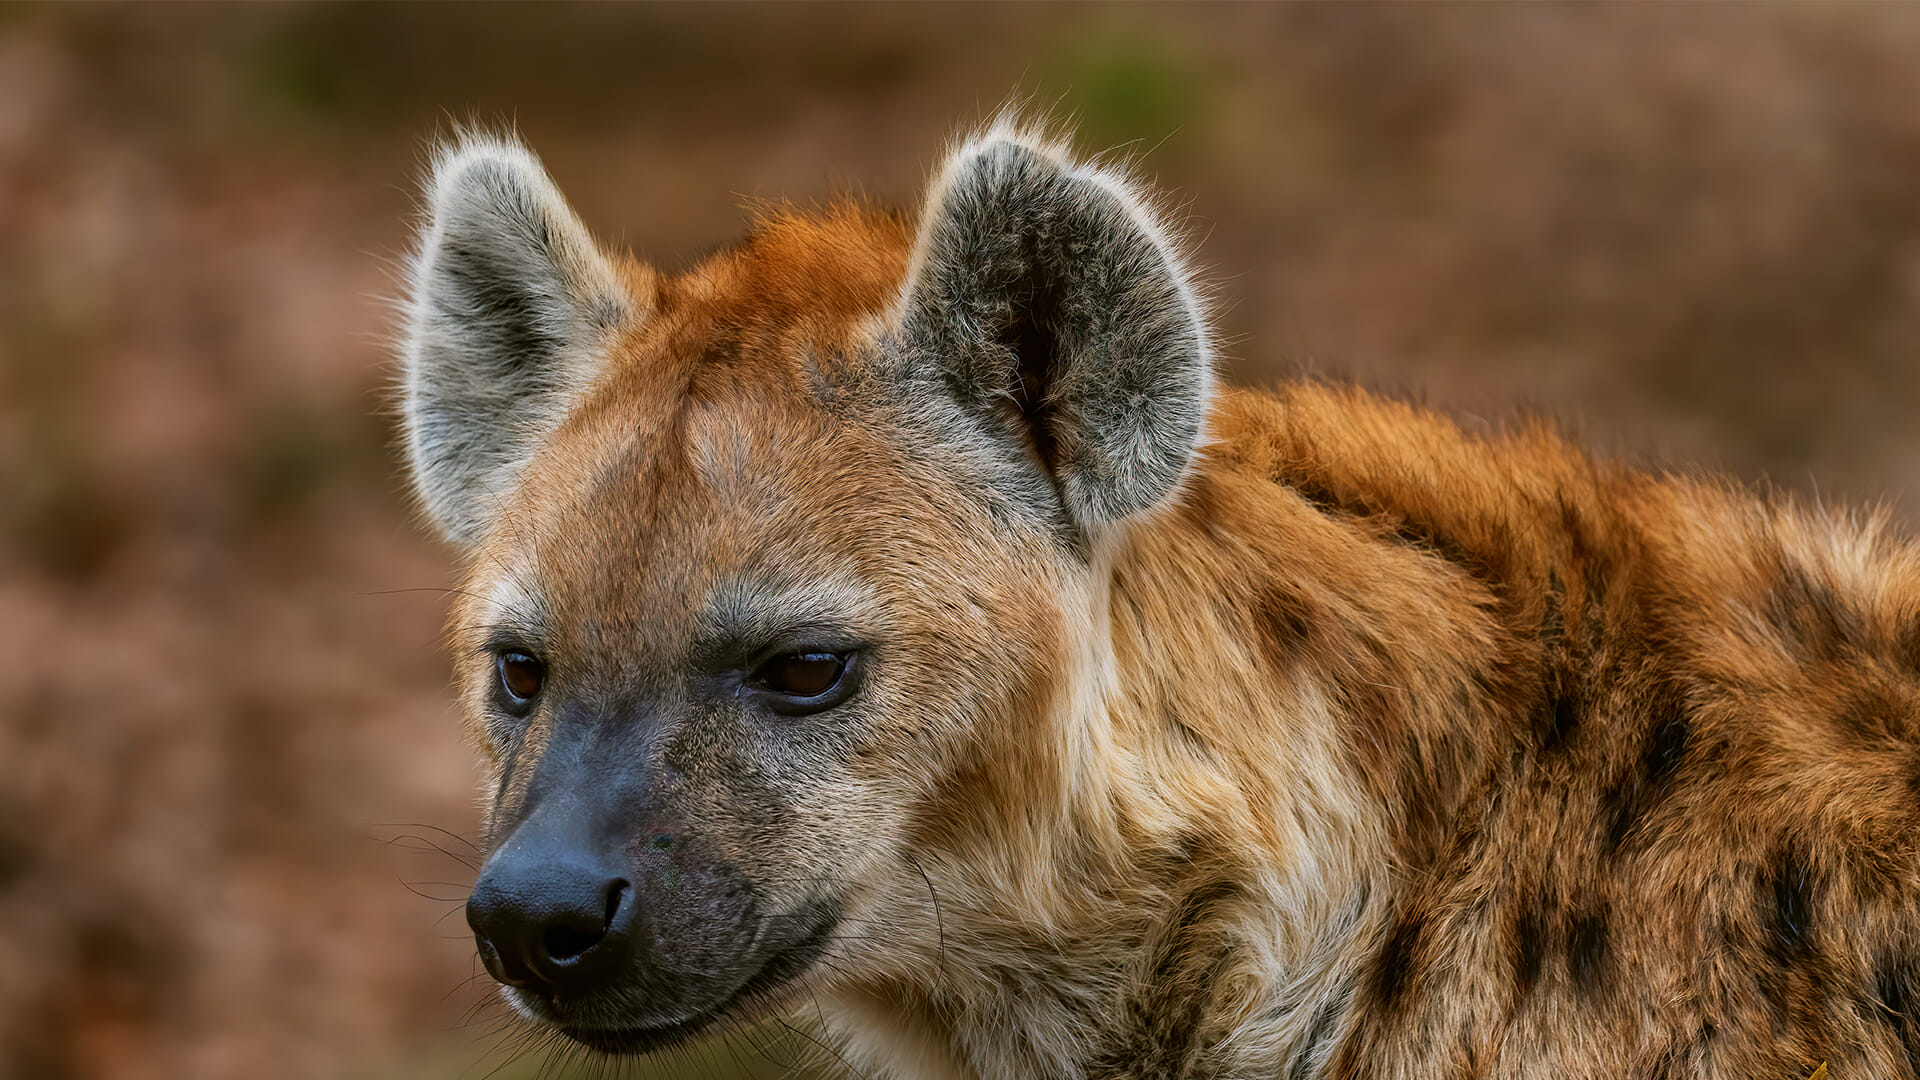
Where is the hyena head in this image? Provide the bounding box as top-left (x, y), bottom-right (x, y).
top-left (400, 124), bottom-right (1210, 1053)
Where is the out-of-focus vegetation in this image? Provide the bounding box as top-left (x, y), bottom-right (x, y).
top-left (3, 4), bottom-right (1919, 1078)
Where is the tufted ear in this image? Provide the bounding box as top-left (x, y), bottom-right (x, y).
top-left (892, 125), bottom-right (1213, 531)
top-left (401, 133), bottom-right (635, 548)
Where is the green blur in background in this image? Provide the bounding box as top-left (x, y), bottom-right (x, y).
top-left (4, 4), bottom-right (1920, 1079)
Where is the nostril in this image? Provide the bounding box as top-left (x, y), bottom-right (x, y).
top-left (543, 922), bottom-right (603, 962)
top-left (473, 929), bottom-right (538, 989)
top-left (602, 878), bottom-right (629, 932)
top-left (533, 879), bottom-right (629, 964)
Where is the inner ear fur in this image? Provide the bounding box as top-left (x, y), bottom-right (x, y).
top-left (401, 132), bottom-right (636, 548)
top-left (894, 125), bottom-right (1214, 531)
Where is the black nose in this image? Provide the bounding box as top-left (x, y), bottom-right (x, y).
top-left (467, 848), bottom-right (634, 997)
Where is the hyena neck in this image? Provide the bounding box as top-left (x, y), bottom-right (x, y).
top-left (827, 515), bottom-right (1398, 1078)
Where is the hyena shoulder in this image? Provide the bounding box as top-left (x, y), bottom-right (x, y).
top-left (399, 122), bottom-right (1920, 1079)
top-left (1196, 379), bottom-right (1920, 1078)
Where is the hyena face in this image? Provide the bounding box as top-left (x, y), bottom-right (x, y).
top-left (401, 129), bottom-right (1209, 1053)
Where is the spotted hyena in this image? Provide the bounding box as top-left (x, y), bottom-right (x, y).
top-left (398, 120), bottom-right (1920, 1079)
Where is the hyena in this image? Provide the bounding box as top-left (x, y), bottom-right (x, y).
top-left (398, 121), bottom-right (1920, 1079)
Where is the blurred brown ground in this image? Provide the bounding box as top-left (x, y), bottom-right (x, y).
top-left (3, 4), bottom-right (1919, 1079)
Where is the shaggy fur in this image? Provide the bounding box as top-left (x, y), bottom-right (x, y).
top-left (399, 120), bottom-right (1920, 1079)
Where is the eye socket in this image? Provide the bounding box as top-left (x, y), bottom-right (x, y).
top-left (495, 651), bottom-right (546, 709)
top-left (749, 651), bottom-right (858, 714)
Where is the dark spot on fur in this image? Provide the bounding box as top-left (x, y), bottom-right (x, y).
top-left (1604, 685), bottom-right (1692, 851)
top-left (1767, 559), bottom-right (1862, 663)
top-left (1513, 891), bottom-right (1548, 995)
top-left (1644, 700), bottom-right (1691, 778)
top-left (1380, 517), bottom-right (1492, 578)
top-left (1837, 686), bottom-right (1894, 743)
top-left (1837, 684), bottom-right (1915, 747)
top-left (1371, 911), bottom-right (1426, 1011)
top-left (1285, 478), bottom-right (1494, 580)
top-left (1121, 588), bottom-right (1148, 636)
top-left (1255, 588), bottom-right (1318, 667)
top-left (1164, 709), bottom-right (1212, 760)
top-left (1534, 574), bottom-right (1586, 755)
top-left (1900, 620), bottom-right (1920, 677)
top-left (1568, 907), bottom-right (1610, 992)
top-left (1541, 569), bottom-right (1566, 635)
top-left (1404, 525), bottom-right (1494, 580)
top-left (1165, 831), bottom-right (1207, 865)
top-left (1558, 494), bottom-right (1607, 595)
top-left (1161, 878), bottom-right (1237, 955)
top-left (1763, 850), bottom-right (1817, 964)
top-left (1287, 476), bottom-right (1346, 520)
top-left (1544, 688), bottom-right (1581, 754)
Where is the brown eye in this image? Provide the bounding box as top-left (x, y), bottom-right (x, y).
top-left (496, 651), bottom-right (545, 706)
top-left (752, 645), bottom-right (860, 699)
top-left (744, 648), bottom-right (862, 716)
top-left (759, 653), bottom-right (845, 698)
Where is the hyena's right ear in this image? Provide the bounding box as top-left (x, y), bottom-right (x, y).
top-left (401, 134), bottom-right (636, 548)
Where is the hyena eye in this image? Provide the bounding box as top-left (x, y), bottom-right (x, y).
top-left (750, 651), bottom-right (859, 714)
top-left (495, 651), bottom-right (546, 710)
top-left (760, 653), bottom-right (844, 696)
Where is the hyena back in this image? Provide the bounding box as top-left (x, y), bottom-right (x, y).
top-left (398, 123), bottom-right (1920, 1079)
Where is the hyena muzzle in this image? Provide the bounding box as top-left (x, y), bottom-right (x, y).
top-left (398, 122), bottom-right (1920, 1079)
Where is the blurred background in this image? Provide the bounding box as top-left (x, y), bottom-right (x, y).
top-left (4, 4), bottom-right (1920, 1078)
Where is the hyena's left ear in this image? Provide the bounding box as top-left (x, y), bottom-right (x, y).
top-left (892, 127), bottom-right (1213, 530)
top-left (401, 133), bottom-right (636, 548)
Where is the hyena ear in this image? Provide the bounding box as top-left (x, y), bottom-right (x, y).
top-left (401, 133), bottom-right (635, 548)
top-left (893, 127), bottom-right (1213, 529)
